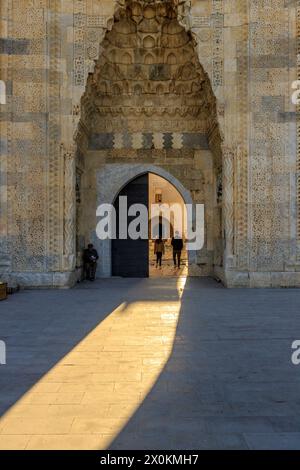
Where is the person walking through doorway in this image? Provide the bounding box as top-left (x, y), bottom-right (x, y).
top-left (83, 243), bottom-right (99, 281)
top-left (172, 231), bottom-right (183, 269)
top-left (154, 237), bottom-right (165, 269)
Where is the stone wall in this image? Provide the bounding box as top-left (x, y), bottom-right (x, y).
top-left (0, 0), bottom-right (298, 287)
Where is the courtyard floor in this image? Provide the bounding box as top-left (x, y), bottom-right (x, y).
top-left (0, 277), bottom-right (300, 450)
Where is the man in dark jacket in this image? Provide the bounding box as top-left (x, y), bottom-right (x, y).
top-left (83, 244), bottom-right (99, 281)
top-left (171, 231), bottom-right (184, 268)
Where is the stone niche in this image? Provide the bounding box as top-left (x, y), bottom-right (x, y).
top-left (75, 0), bottom-right (223, 277)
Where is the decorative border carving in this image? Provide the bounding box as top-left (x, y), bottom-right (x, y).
top-left (0, 0), bottom-right (11, 274)
top-left (297, 1), bottom-right (300, 259)
top-left (89, 132), bottom-right (209, 151)
top-left (62, 144), bottom-right (76, 271)
top-left (234, 1), bottom-right (249, 270)
top-left (212, 0), bottom-right (224, 88)
top-left (47, 0), bottom-right (63, 271)
top-left (222, 145), bottom-right (234, 267)
top-left (74, 0), bottom-right (86, 87)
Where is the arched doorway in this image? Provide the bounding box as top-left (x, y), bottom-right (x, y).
top-left (148, 173), bottom-right (188, 277)
top-left (111, 171), bottom-right (189, 278)
top-left (112, 174), bottom-right (149, 278)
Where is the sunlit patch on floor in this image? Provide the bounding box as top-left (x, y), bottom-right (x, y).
top-left (0, 280), bottom-right (186, 450)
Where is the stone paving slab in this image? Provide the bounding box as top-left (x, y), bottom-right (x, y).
top-left (0, 278), bottom-right (300, 449)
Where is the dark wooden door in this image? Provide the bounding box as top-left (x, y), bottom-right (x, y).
top-left (112, 174), bottom-right (149, 277)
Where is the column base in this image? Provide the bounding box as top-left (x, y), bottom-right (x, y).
top-left (1, 270), bottom-right (81, 289)
top-left (219, 269), bottom-right (300, 288)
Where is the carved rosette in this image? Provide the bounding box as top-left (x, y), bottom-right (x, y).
top-left (62, 144), bottom-right (76, 272)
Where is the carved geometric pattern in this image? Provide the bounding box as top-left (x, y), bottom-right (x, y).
top-left (248, 1), bottom-right (290, 272)
top-left (89, 133), bottom-right (209, 150)
top-left (192, 17), bottom-right (211, 28)
top-left (223, 146), bottom-right (234, 261)
top-left (63, 147), bottom-right (76, 271)
top-left (47, 0), bottom-right (63, 271)
top-left (234, 1), bottom-right (249, 270)
top-left (74, 0), bottom-right (86, 86)
top-left (132, 133), bottom-right (143, 150)
top-left (153, 133), bottom-right (164, 149)
top-left (87, 16), bottom-right (107, 28)
top-left (212, 0), bottom-right (224, 88)
top-left (2, 0), bottom-right (13, 273)
top-left (172, 133), bottom-right (183, 149)
top-left (113, 133), bottom-right (124, 149)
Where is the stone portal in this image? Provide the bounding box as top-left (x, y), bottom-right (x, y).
top-left (76, 0), bottom-right (222, 280)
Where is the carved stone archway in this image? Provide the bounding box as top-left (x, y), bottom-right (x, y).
top-left (95, 163), bottom-right (196, 277)
top-left (75, 0), bottom-right (224, 279)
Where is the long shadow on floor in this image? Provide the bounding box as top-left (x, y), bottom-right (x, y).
top-left (0, 279), bottom-right (144, 417)
top-left (1, 277), bottom-right (300, 449)
top-left (109, 278), bottom-right (300, 450)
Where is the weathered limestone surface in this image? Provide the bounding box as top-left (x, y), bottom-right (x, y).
top-left (0, 0), bottom-right (298, 287)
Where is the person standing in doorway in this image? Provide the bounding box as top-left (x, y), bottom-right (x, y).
top-left (172, 231), bottom-right (184, 269)
top-left (154, 237), bottom-right (165, 269)
top-left (83, 243), bottom-right (99, 281)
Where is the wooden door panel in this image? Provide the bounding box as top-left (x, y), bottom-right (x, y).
top-left (112, 174), bottom-right (149, 278)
